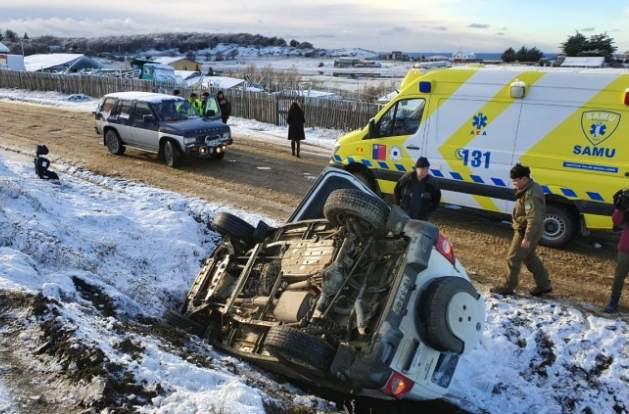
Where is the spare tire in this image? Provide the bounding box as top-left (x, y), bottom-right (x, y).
top-left (416, 277), bottom-right (485, 354)
top-left (323, 189), bottom-right (389, 236)
top-left (212, 212), bottom-right (255, 245)
top-left (264, 325), bottom-right (335, 374)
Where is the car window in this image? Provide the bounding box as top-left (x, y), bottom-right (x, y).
top-left (132, 102), bottom-right (153, 123)
top-left (204, 97), bottom-right (221, 118)
top-left (99, 98), bottom-right (115, 117)
top-left (370, 98), bottom-right (425, 138)
top-left (117, 100), bottom-right (133, 120)
top-left (152, 99), bottom-right (200, 122)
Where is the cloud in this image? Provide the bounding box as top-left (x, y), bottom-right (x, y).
top-left (378, 26), bottom-right (410, 36)
top-left (432, 26), bottom-right (448, 31)
top-left (581, 27), bottom-right (595, 32)
top-left (468, 23), bottom-right (489, 29)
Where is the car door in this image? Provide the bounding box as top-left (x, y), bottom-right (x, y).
top-left (95, 97), bottom-right (116, 134)
top-left (129, 101), bottom-right (159, 151)
top-left (108, 99), bottom-right (134, 145)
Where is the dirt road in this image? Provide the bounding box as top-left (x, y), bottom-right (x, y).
top-left (0, 101), bottom-right (623, 310)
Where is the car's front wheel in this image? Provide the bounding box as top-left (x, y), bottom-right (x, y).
top-left (163, 140), bottom-right (182, 168)
top-left (105, 130), bottom-right (125, 155)
top-left (264, 325), bottom-right (335, 375)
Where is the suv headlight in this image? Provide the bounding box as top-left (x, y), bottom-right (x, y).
top-left (183, 137), bottom-right (197, 145)
top-left (222, 131), bottom-right (231, 140)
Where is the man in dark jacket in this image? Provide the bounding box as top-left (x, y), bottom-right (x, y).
top-left (216, 91), bottom-right (231, 124)
top-left (491, 163), bottom-right (552, 297)
top-left (287, 101), bottom-right (305, 157)
top-left (604, 189), bottom-right (629, 313)
top-left (394, 157), bottom-right (441, 220)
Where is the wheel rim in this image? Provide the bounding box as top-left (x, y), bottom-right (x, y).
top-left (164, 143), bottom-right (173, 164)
top-left (544, 215), bottom-right (566, 241)
top-left (107, 134), bottom-right (118, 152)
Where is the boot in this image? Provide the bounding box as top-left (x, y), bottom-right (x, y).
top-left (603, 298), bottom-right (619, 314)
top-left (490, 285), bottom-right (515, 295)
top-left (530, 285), bottom-right (553, 297)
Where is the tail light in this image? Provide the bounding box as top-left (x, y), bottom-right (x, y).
top-left (435, 233), bottom-right (455, 264)
top-left (383, 371), bottom-right (415, 399)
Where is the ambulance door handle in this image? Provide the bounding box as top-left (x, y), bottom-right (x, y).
top-left (406, 145), bottom-right (419, 150)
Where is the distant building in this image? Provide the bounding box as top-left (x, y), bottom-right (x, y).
top-left (0, 41), bottom-right (25, 71)
top-left (333, 58), bottom-right (381, 68)
top-left (380, 51), bottom-right (410, 61)
top-left (560, 56), bottom-right (605, 68)
top-left (451, 51), bottom-right (477, 63)
top-left (24, 54), bottom-right (101, 73)
top-left (152, 56), bottom-right (200, 71)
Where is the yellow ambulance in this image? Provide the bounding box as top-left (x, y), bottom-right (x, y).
top-left (330, 67), bottom-right (629, 247)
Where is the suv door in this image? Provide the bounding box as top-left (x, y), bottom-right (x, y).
top-left (96, 97), bottom-right (116, 134)
top-left (108, 99), bottom-right (134, 145)
top-left (129, 101), bottom-right (159, 151)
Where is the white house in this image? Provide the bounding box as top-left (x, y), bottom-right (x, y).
top-left (560, 56), bottom-right (606, 68)
top-left (24, 54), bottom-right (101, 73)
top-left (0, 41), bottom-right (25, 71)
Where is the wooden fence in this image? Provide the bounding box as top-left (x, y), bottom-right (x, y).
top-left (0, 70), bottom-right (383, 131)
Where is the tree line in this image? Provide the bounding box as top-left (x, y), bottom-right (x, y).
top-left (0, 31), bottom-right (316, 56)
top-left (502, 32), bottom-right (619, 63)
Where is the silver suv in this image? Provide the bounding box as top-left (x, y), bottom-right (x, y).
top-left (94, 92), bottom-right (231, 167)
top-left (170, 168), bottom-right (485, 401)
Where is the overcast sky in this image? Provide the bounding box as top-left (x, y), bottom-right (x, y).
top-left (0, 0), bottom-right (628, 52)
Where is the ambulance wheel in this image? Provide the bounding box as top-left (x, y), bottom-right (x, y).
top-left (540, 205), bottom-right (576, 248)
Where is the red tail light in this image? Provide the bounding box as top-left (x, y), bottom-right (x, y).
top-left (435, 233), bottom-right (455, 264)
top-left (384, 371), bottom-right (415, 399)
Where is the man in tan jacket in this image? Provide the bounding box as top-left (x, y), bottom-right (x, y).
top-left (491, 163), bottom-right (552, 296)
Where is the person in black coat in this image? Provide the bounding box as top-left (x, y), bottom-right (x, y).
top-left (216, 91), bottom-right (231, 124)
top-left (394, 157), bottom-right (441, 220)
top-left (286, 101), bottom-right (305, 157)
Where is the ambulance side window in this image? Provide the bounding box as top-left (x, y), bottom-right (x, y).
top-left (370, 98), bottom-right (425, 138)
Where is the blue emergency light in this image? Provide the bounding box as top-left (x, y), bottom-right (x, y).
top-left (419, 81), bottom-right (432, 93)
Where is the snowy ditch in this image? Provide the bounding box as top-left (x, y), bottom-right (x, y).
top-left (0, 151), bottom-right (628, 413)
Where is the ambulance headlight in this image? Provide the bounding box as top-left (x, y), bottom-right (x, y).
top-left (510, 80), bottom-right (526, 99)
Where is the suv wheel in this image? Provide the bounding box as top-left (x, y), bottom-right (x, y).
top-left (163, 140), bottom-right (182, 168)
top-left (211, 212), bottom-right (255, 246)
top-left (323, 188), bottom-right (389, 236)
top-left (105, 130), bottom-right (125, 155)
top-left (264, 325), bottom-right (335, 375)
top-left (416, 277), bottom-right (484, 354)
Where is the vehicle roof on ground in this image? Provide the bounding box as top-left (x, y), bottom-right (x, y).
top-left (103, 91), bottom-right (184, 103)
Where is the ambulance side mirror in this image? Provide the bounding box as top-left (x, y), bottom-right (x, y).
top-left (368, 118), bottom-right (376, 138)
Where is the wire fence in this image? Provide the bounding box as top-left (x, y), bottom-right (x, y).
top-left (0, 70), bottom-right (383, 131)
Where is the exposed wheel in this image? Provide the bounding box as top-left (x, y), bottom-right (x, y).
top-left (163, 140), bottom-right (182, 168)
top-left (211, 212), bottom-right (255, 245)
top-left (105, 130), bottom-right (125, 155)
top-left (264, 325), bottom-right (335, 374)
top-left (416, 277), bottom-right (484, 354)
top-left (540, 205), bottom-right (576, 247)
top-left (323, 189), bottom-right (389, 236)
top-left (165, 309), bottom-right (205, 336)
top-left (353, 170), bottom-right (378, 193)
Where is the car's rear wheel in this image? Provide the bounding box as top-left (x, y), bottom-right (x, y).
top-left (163, 140), bottom-right (182, 168)
top-left (105, 130), bottom-right (125, 155)
top-left (416, 277), bottom-right (484, 354)
top-left (323, 188), bottom-right (389, 236)
top-left (540, 205), bottom-right (576, 247)
top-left (264, 325), bottom-right (335, 375)
top-left (211, 212), bottom-right (255, 246)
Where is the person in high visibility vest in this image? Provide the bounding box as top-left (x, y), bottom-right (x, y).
top-left (188, 93), bottom-right (203, 115)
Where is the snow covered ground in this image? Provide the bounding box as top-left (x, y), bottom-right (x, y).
top-left (1, 151), bottom-right (627, 413)
top-left (0, 88), bottom-right (341, 152)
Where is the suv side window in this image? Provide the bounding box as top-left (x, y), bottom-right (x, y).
top-left (369, 98), bottom-right (425, 138)
top-left (131, 102), bottom-right (153, 124)
top-left (99, 98), bottom-right (115, 117)
top-left (115, 100), bottom-right (132, 121)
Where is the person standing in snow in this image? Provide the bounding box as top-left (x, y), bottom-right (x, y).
top-left (286, 101), bottom-right (305, 158)
top-left (491, 164), bottom-right (552, 297)
top-left (393, 157), bottom-right (441, 220)
top-left (216, 91), bottom-right (231, 124)
top-left (604, 189), bottom-right (629, 313)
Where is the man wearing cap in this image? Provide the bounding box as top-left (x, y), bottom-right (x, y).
top-left (394, 157), bottom-right (441, 221)
top-left (491, 163), bottom-right (552, 296)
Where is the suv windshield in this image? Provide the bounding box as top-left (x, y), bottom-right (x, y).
top-left (152, 99), bottom-right (199, 122)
